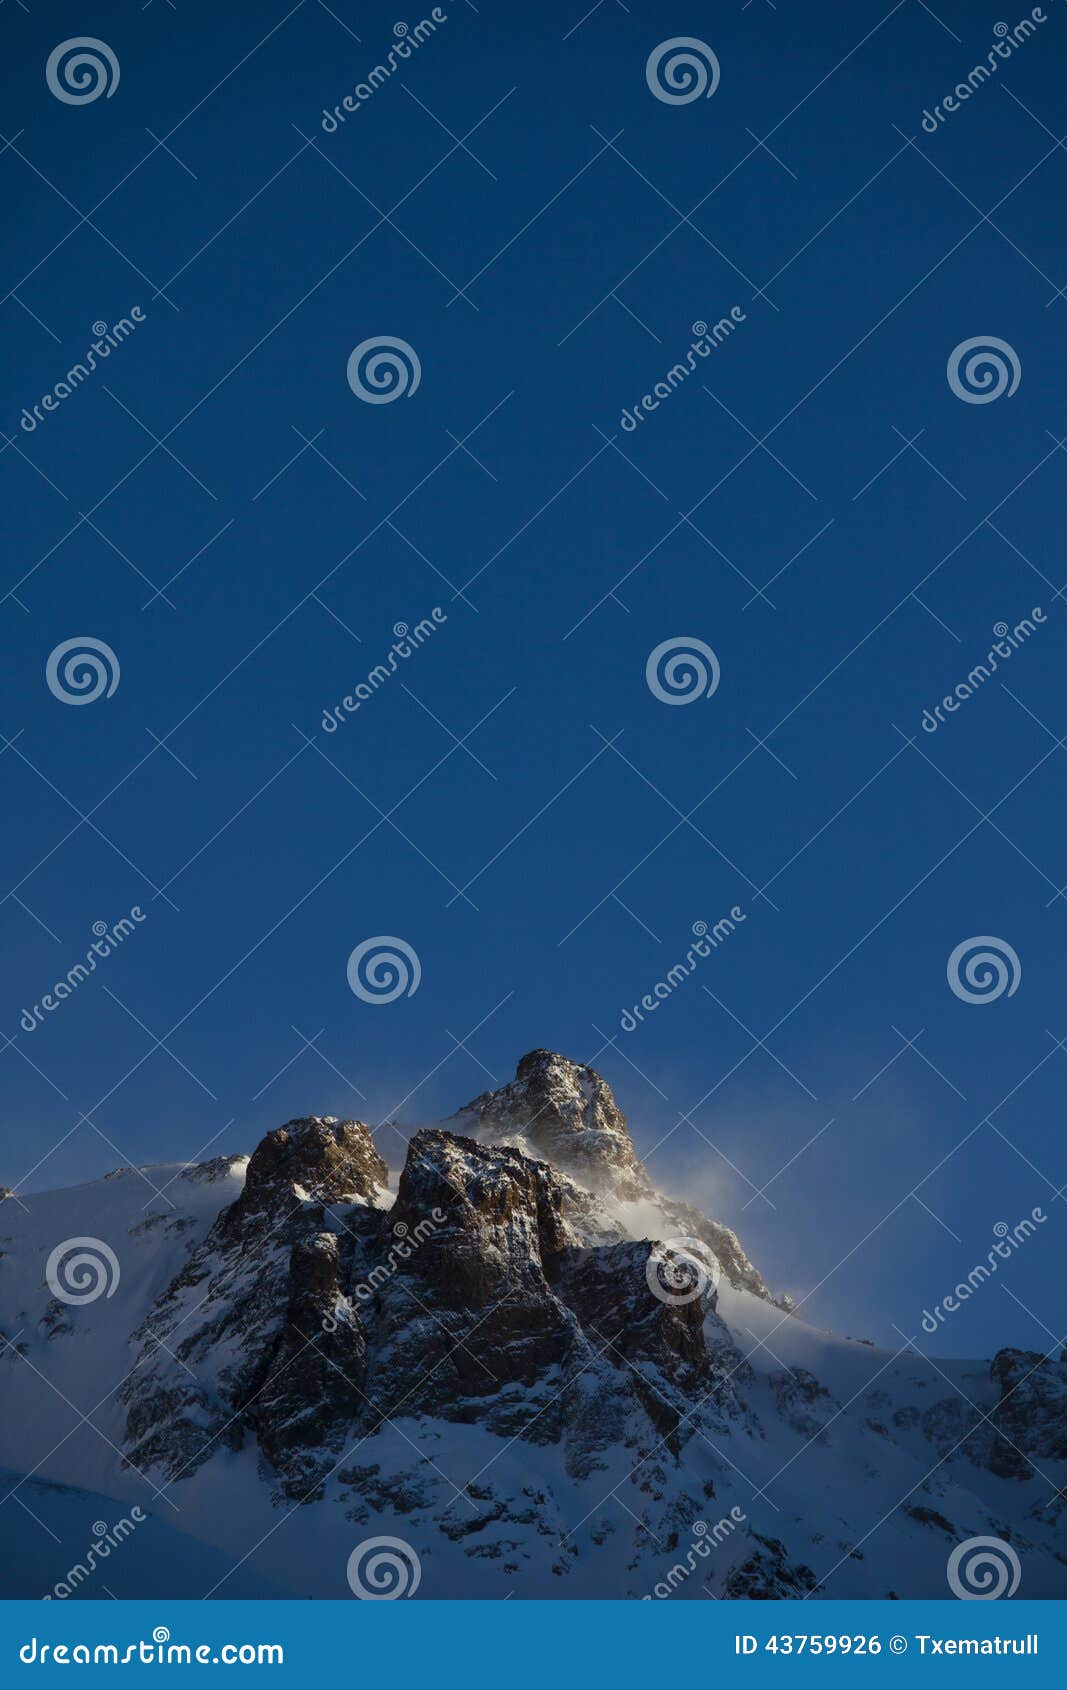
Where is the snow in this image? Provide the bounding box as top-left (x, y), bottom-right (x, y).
top-left (0, 1133), bottom-right (1063, 1600)
top-left (0, 1470), bottom-right (283, 1599)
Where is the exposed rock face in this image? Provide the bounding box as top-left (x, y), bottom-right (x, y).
top-left (390, 1128), bottom-right (569, 1305)
top-left (346, 1131), bottom-right (747, 1465)
top-left (920, 1346), bottom-right (1067, 1485)
top-left (122, 1115), bottom-right (750, 1501)
top-left (770, 1366), bottom-right (837, 1441)
top-left (121, 1118), bottom-right (387, 1491)
top-left (723, 1534), bottom-right (818, 1598)
top-left (363, 1131), bottom-right (575, 1432)
top-left (217, 1117), bottom-right (388, 1240)
top-left (255, 1232), bottom-right (367, 1499)
top-left (988, 1347), bottom-right (1067, 1468)
top-left (648, 1196), bottom-right (777, 1305)
top-left (455, 1048), bottom-right (652, 1199)
top-left (5, 1050), bottom-right (1065, 1598)
top-left (561, 1241), bottom-right (709, 1381)
top-left (454, 1050), bottom-right (778, 1304)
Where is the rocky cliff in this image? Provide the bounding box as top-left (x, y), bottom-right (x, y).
top-left (0, 1053), bottom-right (1062, 1599)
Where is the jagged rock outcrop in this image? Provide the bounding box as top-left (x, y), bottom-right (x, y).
top-left (122, 1115), bottom-right (752, 1501)
top-left (770, 1366), bottom-right (838, 1441)
top-left (723, 1533), bottom-right (818, 1598)
top-left (121, 1117), bottom-right (388, 1489)
top-left (454, 1050), bottom-right (779, 1304)
top-left (255, 1232), bottom-right (367, 1498)
top-left (346, 1131), bottom-right (746, 1464)
top-left (3, 1050), bottom-right (1064, 1598)
top-left (363, 1131), bottom-right (576, 1431)
top-left (390, 1128), bottom-right (569, 1304)
top-left (454, 1048), bottom-right (651, 1199)
top-left (988, 1348), bottom-right (1067, 1468)
top-left (216, 1117), bottom-right (388, 1240)
top-left (920, 1346), bottom-right (1067, 1485)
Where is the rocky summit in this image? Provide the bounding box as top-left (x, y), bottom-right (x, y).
top-left (452, 1047), bottom-right (651, 1198)
top-left (0, 1052), bottom-right (1063, 1599)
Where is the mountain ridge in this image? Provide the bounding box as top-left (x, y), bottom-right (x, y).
top-left (0, 1051), bottom-right (1063, 1600)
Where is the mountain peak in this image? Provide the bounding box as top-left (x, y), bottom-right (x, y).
top-left (514, 1047), bottom-right (567, 1078)
top-left (4, 1091), bottom-right (1065, 1596)
top-left (452, 1049), bottom-right (651, 1199)
top-left (221, 1115), bottom-right (389, 1235)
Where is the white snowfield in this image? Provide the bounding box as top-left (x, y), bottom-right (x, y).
top-left (0, 1119), bottom-right (1062, 1601)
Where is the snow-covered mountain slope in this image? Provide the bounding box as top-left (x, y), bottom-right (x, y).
top-left (0, 1470), bottom-right (284, 1600)
top-left (0, 1053), bottom-right (1063, 1599)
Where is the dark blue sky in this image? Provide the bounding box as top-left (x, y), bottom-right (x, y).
top-left (1, 0), bottom-right (1064, 1356)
